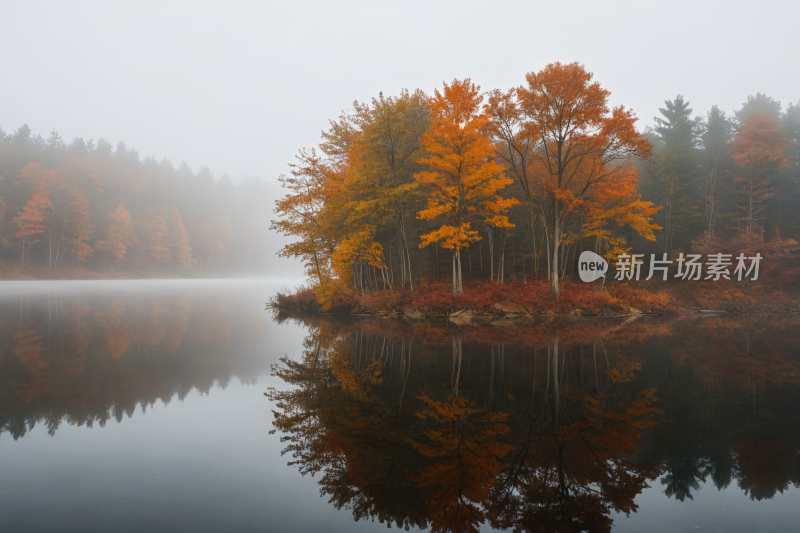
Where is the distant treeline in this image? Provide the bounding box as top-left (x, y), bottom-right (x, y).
top-left (0, 124), bottom-right (279, 277)
top-left (640, 92), bottom-right (799, 258)
top-left (270, 63), bottom-right (800, 302)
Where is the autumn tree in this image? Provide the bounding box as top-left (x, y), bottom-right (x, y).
top-left (485, 88), bottom-right (544, 278)
top-left (415, 79), bottom-right (517, 294)
top-left (330, 225), bottom-right (387, 297)
top-left (143, 214), bottom-right (170, 265)
top-left (517, 62), bottom-right (652, 297)
top-left (731, 113), bottom-right (790, 239)
top-left (782, 101), bottom-right (800, 179)
top-left (96, 205), bottom-right (133, 268)
top-left (308, 89), bottom-right (431, 292)
top-left (271, 149), bottom-right (337, 287)
top-left (346, 90), bottom-right (430, 289)
top-left (0, 195), bottom-right (10, 247)
top-left (14, 163), bottom-right (63, 269)
top-left (582, 166), bottom-right (662, 262)
top-left (11, 180), bottom-right (52, 266)
top-left (167, 207), bottom-right (193, 269)
top-left (65, 191), bottom-right (94, 263)
top-left (0, 123), bottom-right (311, 277)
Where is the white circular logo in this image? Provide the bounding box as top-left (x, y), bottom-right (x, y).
top-left (578, 251), bottom-right (608, 282)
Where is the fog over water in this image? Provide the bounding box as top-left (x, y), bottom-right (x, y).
top-left (2, 280), bottom-right (799, 531)
top-left (1, 4), bottom-right (799, 530)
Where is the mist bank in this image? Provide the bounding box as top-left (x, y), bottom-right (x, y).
top-left (0, 124), bottom-right (296, 279)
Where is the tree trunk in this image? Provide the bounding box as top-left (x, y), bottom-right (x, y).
top-left (551, 206), bottom-right (560, 298)
top-left (511, 232), bottom-right (516, 280)
top-left (529, 206), bottom-right (538, 280)
top-left (487, 226), bottom-right (494, 282)
top-left (388, 242), bottom-right (394, 286)
top-left (452, 252), bottom-right (457, 294)
top-left (397, 207), bottom-right (414, 290)
top-left (500, 230), bottom-right (505, 283)
top-left (457, 248), bottom-right (463, 293)
top-left (544, 224), bottom-right (551, 282)
top-left (406, 242), bottom-right (414, 290)
top-left (401, 242), bottom-right (406, 287)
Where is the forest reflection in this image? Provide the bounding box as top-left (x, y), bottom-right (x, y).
top-left (0, 283), bottom-right (269, 440)
top-left (268, 313), bottom-right (800, 533)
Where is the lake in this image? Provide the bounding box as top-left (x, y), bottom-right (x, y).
top-left (1, 280), bottom-right (799, 532)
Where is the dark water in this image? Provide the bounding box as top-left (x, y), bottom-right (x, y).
top-left (1, 281), bottom-right (799, 532)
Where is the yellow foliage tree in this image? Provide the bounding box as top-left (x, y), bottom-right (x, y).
top-left (271, 149), bottom-right (338, 287)
top-left (329, 226), bottom-right (386, 300)
top-left (415, 79), bottom-right (518, 294)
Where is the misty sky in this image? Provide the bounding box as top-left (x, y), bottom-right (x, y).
top-left (1, 0), bottom-right (797, 184)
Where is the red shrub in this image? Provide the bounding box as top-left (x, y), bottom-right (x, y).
top-left (270, 286), bottom-right (319, 312)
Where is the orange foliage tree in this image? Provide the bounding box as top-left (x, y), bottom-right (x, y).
top-left (0, 195), bottom-right (9, 247)
top-left (143, 214), bottom-right (170, 265)
top-left (485, 88), bottom-right (545, 277)
top-left (97, 205), bottom-right (133, 269)
top-left (415, 79), bottom-right (518, 294)
top-left (517, 62), bottom-right (653, 297)
top-left (583, 166), bottom-right (662, 262)
top-left (65, 191), bottom-right (94, 263)
top-left (11, 181), bottom-right (52, 267)
top-left (731, 113), bottom-right (790, 238)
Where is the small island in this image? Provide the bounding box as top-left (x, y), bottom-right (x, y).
top-left (270, 65), bottom-right (800, 319)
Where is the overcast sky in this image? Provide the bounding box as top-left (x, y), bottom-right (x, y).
top-left (1, 0), bottom-right (797, 184)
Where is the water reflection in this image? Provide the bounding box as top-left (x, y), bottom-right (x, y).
top-left (0, 281), bottom-right (272, 440)
top-left (268, 312), bottom-right (800, 532)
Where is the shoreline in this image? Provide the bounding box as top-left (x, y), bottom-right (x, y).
top-left (270, 279), bottom-right (800, 321)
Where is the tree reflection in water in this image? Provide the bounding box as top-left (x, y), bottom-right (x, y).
top-left (267, 313), bottom-right (800, 532)
top-left (0, 284), bottom-right (269, 439)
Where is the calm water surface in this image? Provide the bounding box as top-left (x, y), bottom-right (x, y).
top-left (1, 280), bottom-right (798, 532)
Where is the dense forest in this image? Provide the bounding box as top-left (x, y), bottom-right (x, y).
top-left (0, 124), bottom-right (281, 278)
top-left (272, 62), bottom-right (800, 305)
